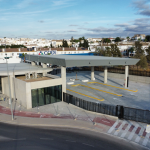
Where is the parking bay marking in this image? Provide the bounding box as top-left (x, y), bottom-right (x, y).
top-left (88, 82), bottom-right (138, 93)
top-left (71, 84), bottom-right (122, 97)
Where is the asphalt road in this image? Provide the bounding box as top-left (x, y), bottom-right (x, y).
top-left (0, 122), bottom-right (147, 150)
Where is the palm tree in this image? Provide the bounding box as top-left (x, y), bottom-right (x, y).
top-left (21, 53), bottom-right (26, 62)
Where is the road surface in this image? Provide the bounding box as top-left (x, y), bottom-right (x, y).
top-left (0, 122), bottom-right (147, 150)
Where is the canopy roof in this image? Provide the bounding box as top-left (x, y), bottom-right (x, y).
top-left (0, 63), bottom-right (52, 76)
top-left (25, 54), bottom-right (139, 67)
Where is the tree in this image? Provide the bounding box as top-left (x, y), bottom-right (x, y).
top-left (79, 37), bottom-right (89, 48)
top-left (20, 53), bottom-right (27, 62)
top-left (62, 39), bottom-right (69, 47)
top-left (110, 44), bottom-right (122, 57)
top-left (95, 48), bottom-right (105, 56)
top-left (134, 41), bottom-right (148, 69)
top-left (146, 46), bottom-right (150, 62)
top-left (103, 38), bottom-right (111, 45)
top-left (139, 55), bottom-right (148, 69)
top-left (105, 47), bottom-right (112, 57)
top-left (126, 37), bottom-right (130, 41)
top-left (114, 37), bottom-right (121, 42)
top-left (128, 47), bottom-right (134, 56)
top-left (50, 43), bottom-right (53, 48)
top-left (145, 35), bottom-right (150, 42)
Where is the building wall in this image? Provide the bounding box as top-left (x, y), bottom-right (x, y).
top-left (14, 78), bottom-right (27, 108)
top-left (30, 78), bottom-right (63, 89)
top-left (2, 77), bottom-right (9, 97)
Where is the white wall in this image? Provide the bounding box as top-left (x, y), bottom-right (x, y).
top-left (14, 78), bottom-right (27, 108)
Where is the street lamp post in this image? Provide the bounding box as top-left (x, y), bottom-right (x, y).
top-left (5, 53), bottom-right (13, 120)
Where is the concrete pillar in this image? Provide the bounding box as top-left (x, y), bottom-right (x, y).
top-left (61, 66), bottom-right (66, 101)
top-left (1, 77), bottom-right (4, 94)
top-left (31, 61), bottom-right (36, 66)
top-left (124, 66), bottom-right (129, 88)
top-left (42, 63), bottom-right (47, 68)
top-left (91, 66), bottom-right (95, 80)
top-left (43, 72), bottom-right (47, 76)
top-left (26, 82), bottom-right (32, 109)
top-left (104, 67), bottom-right (108, 83)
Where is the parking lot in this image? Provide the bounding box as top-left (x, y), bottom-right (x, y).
top-left (66, 71), bottom-right (150, 110)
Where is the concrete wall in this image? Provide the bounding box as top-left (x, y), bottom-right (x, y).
top-left (30, 78), bottom-right (63, 89)
top-left (99, 72), bottom-right (150, 84)
top-left (2, 77), bottom-right (9, 97)
top-left (14, 78), bottom-right (27, 108)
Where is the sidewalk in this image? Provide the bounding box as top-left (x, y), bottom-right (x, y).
top-left (0, 95), bottom-right (117, 129)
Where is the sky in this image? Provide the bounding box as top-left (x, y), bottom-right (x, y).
top-left (0, 0), bottom-right (150, 39)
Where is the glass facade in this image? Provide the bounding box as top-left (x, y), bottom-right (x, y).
top-left (31, 85), bottom-right (62, 108)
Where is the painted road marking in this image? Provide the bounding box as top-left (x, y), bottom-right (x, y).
top-left (67, 89), bottom-right (104, 101)
top-left (40, 138), bottom-right (53, 140)
top-left (82, 143), bottom-right (94, 147)
top-left (114, 121), bottom-right (126, 136)
top-left (120, 124), bottom-right (131, 138)
top-left (71, 84), bottom-right (122, 97)
top-left (128, 124), bottom-right (139, 140)
top-left (135, 127), bottom-right (144, 143)
top-left (87, 82), bottom-right (138, 93)
top-left (107, 120), bottom-right (119, 134)
top-left (142, 133), bottom-right (150, 146)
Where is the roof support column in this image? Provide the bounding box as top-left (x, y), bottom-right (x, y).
top-left (61, 66), bottom-right (66, 102)
top-left (31, 61), bottom-right (36, 66)
top-left (124, 65), bottom-right (129, 88)
top-left (42, 63), bottom-right (47, 68)
top-left (91, 66), bottom-right (95, 81)
top-left (104, 66), bottom-right (107, 84)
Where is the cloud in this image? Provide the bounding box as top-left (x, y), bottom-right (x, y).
top-left (133, 0), bottom-right (150, 16)
top-left (79, 27), bottom-right (121, 33)
top-left (69, 24), bottom-right (78, 26)
top-left (38, 20), bottom-right (44, 23)
top-left (67, 30), bottom-right (77, 32)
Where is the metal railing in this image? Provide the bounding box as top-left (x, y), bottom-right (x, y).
top-left (63, 92), bottom-right (150, 124)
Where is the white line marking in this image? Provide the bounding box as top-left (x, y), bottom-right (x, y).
top-left (120, 124), bottom-right (131, 138)
top-left (66, 140), bottom-right (76, 142)
top-left (107, 120), bottom-right (119, 134)
top-left (13, 138), bottom-right (26, 141)
top-left (114, 120), bottom-right (126, 136)
top-left (135, 127), bottom-right (144, 143)
top-left (82, 143), bottom-right (94, 147)
top-left (40, 138), bottom-right (53, 140)
top-left (142, 133), bottom-right (150, 146)
top-left (128, 124), bottom-right (139, 140)
top-left (102, 120), bottom-right (110, 123)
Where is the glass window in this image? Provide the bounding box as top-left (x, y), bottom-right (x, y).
top-left (31, 85), bottom-right (62, 108)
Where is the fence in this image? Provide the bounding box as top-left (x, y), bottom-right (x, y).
top-left (48, 69), bottom-right (61, 75)
top-left (49, 67), bottom-right (150, 77)
top-left (94, 67), bottom-right (150, 77)
top-left (63, 92), bottom-right (150, 124)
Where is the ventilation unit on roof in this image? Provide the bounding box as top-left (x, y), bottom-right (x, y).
top-left (25, 73), bottom-right (30, 80)
top-left (32, 72), bottom-right (37, 79)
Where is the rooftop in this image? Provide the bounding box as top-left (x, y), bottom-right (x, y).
top-left (25, 54), bottom-right (140, 67)
top-left (16, 75), bottom-right (52, 82)
top-left (0, 63), bottom-right (52, 76)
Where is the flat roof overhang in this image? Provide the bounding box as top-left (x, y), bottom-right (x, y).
top-left (25, 54), bottom-right (140, 67)
top-left (0, 63), bottom-right (52, 76)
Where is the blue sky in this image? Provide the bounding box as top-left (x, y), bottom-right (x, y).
top-left (0, 0), bottom-right (150, 39)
